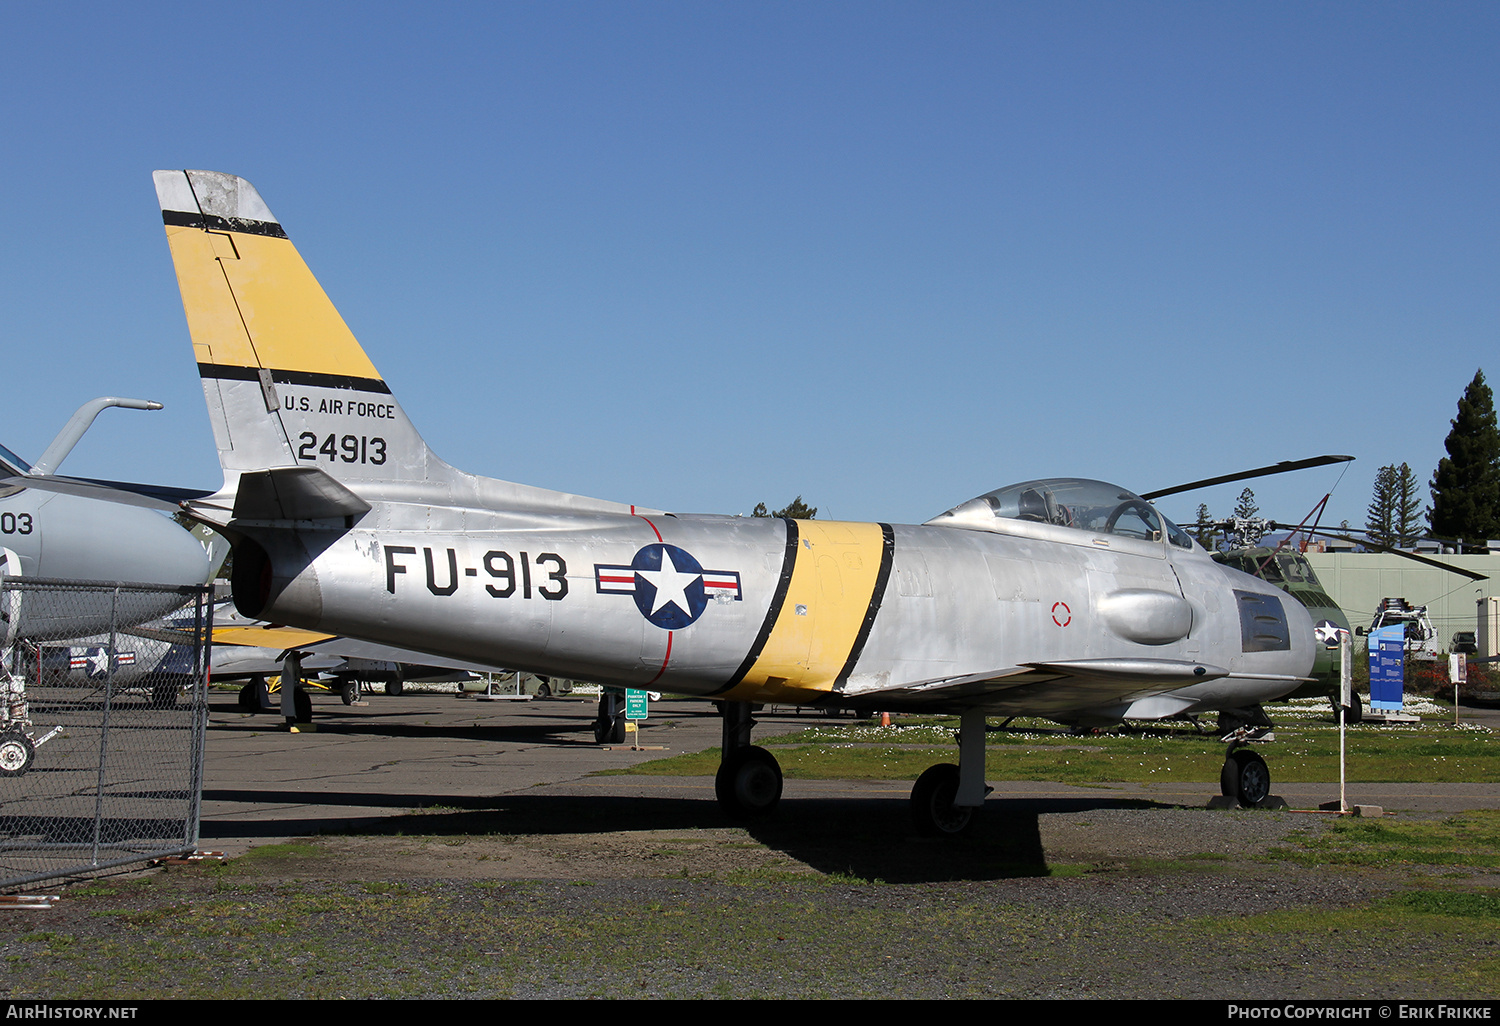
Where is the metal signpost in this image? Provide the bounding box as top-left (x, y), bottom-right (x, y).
top-left (625, 688), bottom-right (648, 749)
top-left (1338, 630), bottom-right (1352, 815)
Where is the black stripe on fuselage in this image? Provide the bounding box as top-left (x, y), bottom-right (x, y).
top-left (834, 522), bottom-right (896, 688)
top-left (162, 209), bottom-right (289, 239)
top-left (197, 363), bottom-right (393, 395)
top-left (716, 518), bottom-right (800, 694)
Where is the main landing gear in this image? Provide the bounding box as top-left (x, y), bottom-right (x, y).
top-left (237, 676), bottom-right (313, 723)
top-left (910, 708), bottom-right (990, 836)
top-left (715, 702), bottom-right (782, 818)
top-left (711, 703), bottom-right (993, 833)
top-left (593, 689), bottom-right (626, 744)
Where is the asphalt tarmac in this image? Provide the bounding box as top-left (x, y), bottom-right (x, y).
top-left (198, 688), bottom-right (1500, 856)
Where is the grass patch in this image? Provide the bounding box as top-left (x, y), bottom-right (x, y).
top-left (1385, 890), bottom-right (1500, 919)
top-left (1176, 902), bottom-right (1500, 995)
top-left (360, 881), bottom-right (412, 895)
top-left (6, 858), bottom-right (1496, 998)
top-left (1267, 811), bottom-right (1500, 869)
top-left (611, 713), bottom-right (1497, 785)
top-left (234, 842), bottom-right (324, 860)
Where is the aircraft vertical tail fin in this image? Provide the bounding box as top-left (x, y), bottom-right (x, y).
top-left (153, 170), bottom-right (454, 500)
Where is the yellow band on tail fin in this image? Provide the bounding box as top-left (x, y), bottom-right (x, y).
top-left (155, 170), bottom-right (440, 491)
top-left (155, 170), bottom-right (382, 385)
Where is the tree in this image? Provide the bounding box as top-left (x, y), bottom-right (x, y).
top-left (751, 496), bottom-right (817, 519)
top-left (1429, 370), bottom-right (1500, 551)
top-left (1365, 465), bottom-right (1397, 547)
top-left (1368, 463), bottom-right (1428, 549)
top-left (1192, 503), bottom-right (1221, 551)
top-left (1392, 463), bottom-right (1425, 547)
top-left (1232, 488), bottom-right (1258, 520)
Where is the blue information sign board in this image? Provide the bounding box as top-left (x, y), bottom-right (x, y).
top-left (1368, 624), bottom-right (1405, 711)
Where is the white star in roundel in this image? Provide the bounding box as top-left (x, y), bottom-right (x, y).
top-left (636, 546), bottom-right (701, 618)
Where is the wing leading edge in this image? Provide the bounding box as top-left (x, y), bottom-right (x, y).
top-left (843, 658), bottom-right (1310, 723)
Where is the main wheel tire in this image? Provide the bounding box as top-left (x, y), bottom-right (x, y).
top-left (911, 763), bottom-right (974, 836)
top-left (238, 682), bottom-right (261, 712)
top-left (594, 715), bottom-right (626, 744)
top-left (149, 678), bottom-right (179, 710)
top-left (385, 679), bottom-right (404, 697)
top-left (0, 732), bottom-right (34, 776)
top-left (1223, 749), bottom-right (1271, 807)
top-left (715, 746), bottom-right (783, 819)
top-left (340, 680), bottom-right (359, 705)
top-left (294, 687), bottom-right (313, 724)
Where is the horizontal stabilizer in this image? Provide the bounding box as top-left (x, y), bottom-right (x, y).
top-left (231, 467), bottom-right (372, 522)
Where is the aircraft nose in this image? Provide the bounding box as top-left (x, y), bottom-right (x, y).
top-left (32, 494), bottom-right (212, 586)
top-left (133, 510), bottom-right (212, 586)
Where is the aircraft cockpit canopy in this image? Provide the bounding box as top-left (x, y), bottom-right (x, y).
top-left (0, 444), bottom-right (30, 476)
top-left (0, 444), bottom-right (31, 499)
top-left (927, 477), bottom-right (1195, 549)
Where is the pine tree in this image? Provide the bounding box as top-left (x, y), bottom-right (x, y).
top-left (1393, 463), bottom-right (1425, 546)
top-left (1192, 503), bottom-right (1221, 551)
top-left (1232, 488), bottom-right (1258, 520)
top-left (1429, 370), bottom-right (1500, 551)
top-left (1365, 466), bottom-right (1397, 547)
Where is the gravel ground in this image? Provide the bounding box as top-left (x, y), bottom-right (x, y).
top-left (4, 802), bottom-right (1496, 1000)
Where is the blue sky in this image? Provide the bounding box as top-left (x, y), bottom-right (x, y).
top-left (2, 2), bottom-right (1496, 530)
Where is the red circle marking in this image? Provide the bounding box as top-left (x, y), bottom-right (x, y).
top-left (1051, 602), bottom-right (1072, 627)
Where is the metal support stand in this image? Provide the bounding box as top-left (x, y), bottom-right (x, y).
top-left (282, 650), bottom-right (301, 729)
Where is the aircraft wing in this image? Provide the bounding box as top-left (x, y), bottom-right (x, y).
top-left (125, 611), bottom-right (513, 678)
top-left (845, 658), bottom-right (1238, 719)
top-left (0, 473), bottom-right (213, 512)
top-left (207, 629), bottom-right (513, 677)
top-left (269, 633), bottom-right (510, 675)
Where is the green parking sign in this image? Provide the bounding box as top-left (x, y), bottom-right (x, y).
top-left (625, 689), bottom-right (649, 720)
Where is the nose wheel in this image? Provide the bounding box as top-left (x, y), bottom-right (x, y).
top-left (1220, 748), bottom-right (1271, 807)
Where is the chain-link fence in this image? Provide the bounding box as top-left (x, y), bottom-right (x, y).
top-left (0, 579), bottom-right (212, 888)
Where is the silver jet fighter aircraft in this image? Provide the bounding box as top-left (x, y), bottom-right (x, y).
top-left (153, 169), bottom-right (1315, 834)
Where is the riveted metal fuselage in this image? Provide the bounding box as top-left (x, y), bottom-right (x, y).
top-left (244, 502), bottom-right (1313, 720)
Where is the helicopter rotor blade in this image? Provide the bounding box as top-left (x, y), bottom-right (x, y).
top-left (1263, 523), bottom-right (1490, 582)
top-left (1142, 455), bottom-right (1354, 501)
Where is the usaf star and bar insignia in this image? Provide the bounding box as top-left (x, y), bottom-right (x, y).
top-left (594, 544), bottom-right (741, 629)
